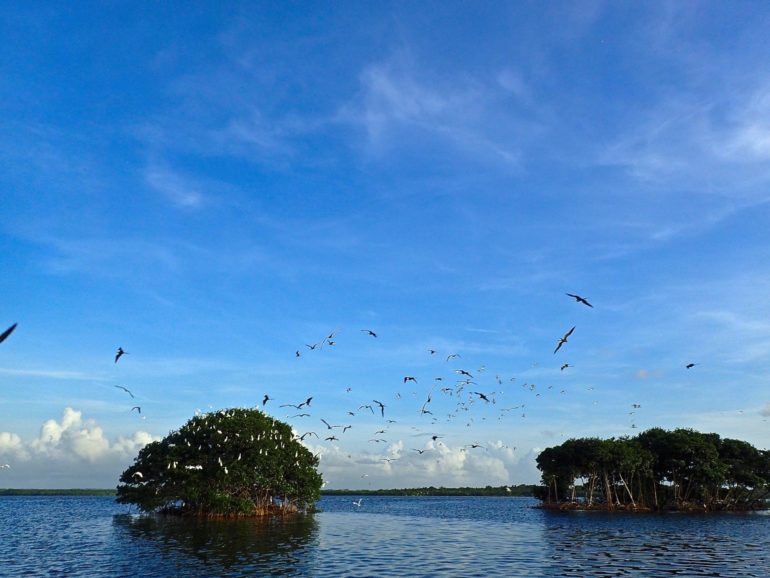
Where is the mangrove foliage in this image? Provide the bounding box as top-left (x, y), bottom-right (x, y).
top-left (536, 428), bottom-right (770, 511)
top-left (117, 407), bottom-right (322, 516)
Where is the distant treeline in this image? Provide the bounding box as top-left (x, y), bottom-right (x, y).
top-left (322, 484), bottom-right (535, 497)
top-left (0, 489), bottom-right (116, 496)
top-left (536, 428), bottom-right (770, 511)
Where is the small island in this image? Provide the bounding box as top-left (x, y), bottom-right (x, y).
top-left (116, 408), bottom-right (323, 517)
top-left (535, 427), bottom-right (770, 512)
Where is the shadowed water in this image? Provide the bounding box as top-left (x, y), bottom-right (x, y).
top-left (1, 495), bottom-right (769, 576)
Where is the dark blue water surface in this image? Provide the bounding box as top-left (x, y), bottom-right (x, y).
top-left (1, 495), bottom-right (769, 576)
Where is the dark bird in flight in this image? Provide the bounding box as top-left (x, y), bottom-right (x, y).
top-left (560, 363), bottom-right (571, 371)
top-left (429, 349), bottom-right (436, 355)
top-left (115, 347), bottom-right (127, 363)
top-left (404, 376), bottom-right (417, 383)
top-left (554, 326), bottom-right (575, 354)
top-left (412, 448), bottom-right (427, 454)
top-left (361, 329), bottom-right (377, 338)
top-left (302, 397), bottom-right (313, 408)
top-left (431, 435), bottom-right (442, 441)
top-left (0, 323), bottom-right (17, 345)
top-left (306, 343), bottom-right (319, 351)
top-left (454, 369), bottom-right (473, 378)
top-left (130, 406), bottom-right (142, 414)
top-left (343, 425), bottom-right (352, 433)
top-left (262, 394), bottom-right (272, 406)
top-left (281, 403), bottom-right (304, 409)
top-left (373, 400), bottom-right (386, 417)
top-left (472, 391), bottom-right (491, 402)
top-left (299, 432), bottom-right (318, 441)
top-left (325, 436), bottom-right (339, 442)
top-left (359, 404), bottom-right (375, 414)
top-left (686, 363), bottom-right (696, 369)
top-left (114, 385), bottom-right (135, 398)
top-left (290, 413), bottom-right (311, 418)
top-left (566, 293), bottom-right (593, 308)
top-left (446, 353), bottom-right (460, 362)
top-left (295, 350), bottom-right (301, 357)
top-left (321, 418), bottom-right (340, 430)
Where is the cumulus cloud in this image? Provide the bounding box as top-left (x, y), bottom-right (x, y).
top-left (0, 408), bottom-right (156, 488)
top-left (308, 437), bottom-right (539, 490)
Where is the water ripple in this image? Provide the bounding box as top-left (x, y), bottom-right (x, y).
top-left (1, 496), bottom-right (769, 576)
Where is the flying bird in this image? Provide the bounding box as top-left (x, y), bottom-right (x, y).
top-left (554, 326), bottom-right (575, 354)
top-left (446, 353), bottom-right (461, 361)
top-left (299, 432), bottom-right (318, 441)
top-left (0, 323), bottom-right (17, 345)
top-left (566, 293), bottom-right (593, 308)
top-left (361, 329), bottom-right (377, 338)
top-left (130, 406), bottom-right (142, 414)
top-left (560, 364), bottom-right (571, 371)
top-left (373, 400), bottom-right (386, 417)
top-left (404, 376), bottom-right (417, 384)
top-left (114, 385), bottom-right (135, 398)
top-left (262, 394), bottom-right (272, 406)
top-left (115, 347), bottom-right (127, 363)
top-left (686, 363), bottom-right (696, 369)
top-left (471, 391), bottom-right (491, 402)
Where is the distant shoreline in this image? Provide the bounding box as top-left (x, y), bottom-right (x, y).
top-left (1, 485), bottom-right (536, 498)
top-left (0, 489), bottom-right (116, 496)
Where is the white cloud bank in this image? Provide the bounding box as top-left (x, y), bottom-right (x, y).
top-left (309, 438), bottom-right (542, 490)
top-left (0, 408), bottom-right (155, 488)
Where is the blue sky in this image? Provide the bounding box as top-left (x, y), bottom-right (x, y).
top-left (2, 2), bottom-right (770, 489)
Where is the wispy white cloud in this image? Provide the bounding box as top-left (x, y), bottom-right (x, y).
top-left (0, 367), bottom-right (96, 380)
top-left (144, 164), bottom-right (204, 208)
top-left (341, 53), bottom-right (544, 168)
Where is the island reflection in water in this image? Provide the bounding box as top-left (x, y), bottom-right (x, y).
top-left (113, 512), bottom-right (318, 575)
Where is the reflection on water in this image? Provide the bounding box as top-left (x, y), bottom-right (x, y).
top-left (1, 496), bottom-right (769, 577)
top-left (113, 512), bottom-right (318, 576)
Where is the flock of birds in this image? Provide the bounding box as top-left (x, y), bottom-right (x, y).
top-left (0, 293), bottom-right (705, 491)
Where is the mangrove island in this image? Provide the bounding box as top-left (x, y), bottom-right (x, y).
top-left (116, 407), bottom-right (323, 517)
top-left (535, 427), bottom-right (770, 511)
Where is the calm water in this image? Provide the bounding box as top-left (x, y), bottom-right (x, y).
top-left (1, 495), bottom-right (769, 577)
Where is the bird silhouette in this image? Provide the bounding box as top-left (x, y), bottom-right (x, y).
top-left (262, 395), bottom-right (272, 406)
top-left (361, 329), bottom-right (377, 337)
top-left (0, 323), bottom-right (17, 345)
top-left (686, 363), bottom-right (696, 369)
top-left (130, 406), bottom-right (142, 414)
top-left (114, 385), bottom-right (135, 398)
top-left (373, 400), bottom-right (386, 417)
top-left (404, 376), bottom-right (417, 384)
top-left (566, 293), bottom-right (593, 308)
top-left (554, 326), bottom-right (575, 354)
top-left (115, 347), bottom-right (127, 363)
